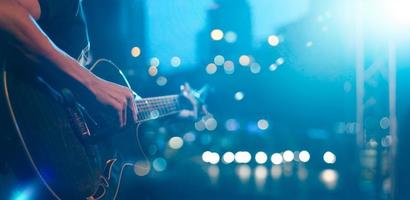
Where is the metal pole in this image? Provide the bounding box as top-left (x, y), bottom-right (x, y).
top-left (355, 0), bottom-right (365, 147)
top-left (388, 38), bottom-right (397, 200)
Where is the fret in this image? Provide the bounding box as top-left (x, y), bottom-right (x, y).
top-left (134, 94), bottom-right (181, 123)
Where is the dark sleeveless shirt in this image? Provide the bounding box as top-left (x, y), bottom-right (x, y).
top-left (0, 0), bottom-right (90, 69)
top-left (37, 0), bottom-right (89, 59)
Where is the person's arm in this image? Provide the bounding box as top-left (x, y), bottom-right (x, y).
top-left (0, 0), bottom-right (136, 127)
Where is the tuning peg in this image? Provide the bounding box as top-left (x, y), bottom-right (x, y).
top-left (180, 82), bottom-right (190, 91)
top-left (195, 85), bottom-right (208, 103)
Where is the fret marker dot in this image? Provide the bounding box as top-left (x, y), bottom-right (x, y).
top-left (150, 110), bottom-right (159, 119)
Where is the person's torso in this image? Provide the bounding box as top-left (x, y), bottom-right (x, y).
top-left (0, 0), bottom-right (90, 72)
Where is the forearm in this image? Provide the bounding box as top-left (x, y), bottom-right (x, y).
top-left (0, 0), bottom-right (99, 88)
top-left (0, 0), bottom-right (137, 127)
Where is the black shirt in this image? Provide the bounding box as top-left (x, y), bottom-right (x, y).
top-left (0, 0), bottom-right (90, 69)
top-left (37, 0), bottom-right (90, 60)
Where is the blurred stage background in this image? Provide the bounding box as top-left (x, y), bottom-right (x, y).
top-left (23, 0), bottom-right (410, 199)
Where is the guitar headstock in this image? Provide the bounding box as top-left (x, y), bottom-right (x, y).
top-left (179, 83), bottom-right (211, 120)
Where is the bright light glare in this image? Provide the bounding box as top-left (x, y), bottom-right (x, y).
top-left (211, 29), bottom-right (224, 40)
top-left (183, 132), bottom-right (196, 143)
top-left (225, 31), bottom-right (237, 43)
top-left (134, 161), bottom-right (150, 176)
top-left (195, 120), bottom-right (206, 131)
top-left (207, 165), bottom-right (220, 182)
top-left (170, 56), bottom-right (181, 67)
top-left (257, 119), bottom-right (269, 130)
top-left (239, 55), bottom-right (251, 66)
top-left (168, 137), bottom-right (183, 149)
top-left (223, 60), bottom-right (235, 74)
top-left (131, 47), bottom-right (141, 57)
top-left (148, 66), bottom-right (158, 77)
top-left (255, 151), bottom-right (268, 164)
top-left (214, 55), bottom-right (225, 66)
top-left (234, 91), bottom-right (244, 101)
top-left (271, 153), bottom-right (283, 165)
top-left (320, 169), bottom-right (339, 190)
top-left (236, 164), bottom-right (251, 183)
top-left (150, 57), bottom-right (160, 67)
top-left (250, 63), bottom-right (261, 74)
top-left (269, 64), bottom-right (278, 71)
top-left (205, 117), bottom-right (218, 131)
top-left (276, 57), bottom-right (285, 65)
top-left (323, 151), bottom-right (336, 164)
top-left (283, 150), bottom-right (294, 162)
top-left (225, 118), bottom-right (240, 131)
top-left (380, 117), bottom-right (390, 129)
top-left (235, 151), bottom-right (252, 164)
top-left (206, 63), bottom-right (217, 75)
top-left (255, 165), bottom-right (268, 188)
top-left (268, 35), bottom-right (280, 46)
top-left (202, 151), bottom-right (220, 164)
top-left (271, 165), bottom-right (282, 179)
top-left (202, 151), bottom-right (212, 163)
top-left (11, 186), bottom-right (34, 200)
top-left (386, 0), bottom-right (410, 26)
top-left (223, 152), bottom-right (235, 164)
top-left (209, 152), bottom-right (220, 164)
top-left (152, 157), bottom-right (167, 172)
top-left (299, 150), bottom-right (311, 163)
top-left (156, 76), bottom-right (167, 86)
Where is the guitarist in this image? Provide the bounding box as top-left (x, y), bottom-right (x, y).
top-left (0, 0), bottom-right (137, 197)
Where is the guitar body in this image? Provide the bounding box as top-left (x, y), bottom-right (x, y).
top-left (2, 60), bottom-right (139, 199)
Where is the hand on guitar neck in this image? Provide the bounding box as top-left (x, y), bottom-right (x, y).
top-left (87, 77), bottom-right (137, 127)
top-left (132, 82), bottom-right (211, 124)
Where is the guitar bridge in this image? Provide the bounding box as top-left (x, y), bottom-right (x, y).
top-left (61, 89), bottom-right (92, 139)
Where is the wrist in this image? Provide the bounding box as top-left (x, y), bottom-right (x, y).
top-left (82, 73), bottom-right (101, 93)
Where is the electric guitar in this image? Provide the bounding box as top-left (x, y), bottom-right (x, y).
top-left (1, 59), bottom-right (208, 199)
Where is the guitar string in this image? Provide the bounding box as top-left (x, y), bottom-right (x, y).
top-left (136, 103), bottom-right (179, 115)
top-left (135, 108), bottom-right (180, 123)
top-left (134, 97), bottom-right (181, 122)
top-left (135, 102), bottom-right (178, 112)
top-left (134, 95), bottom-right (178, 104)
top-left (135, 99), bottom-right (181, 121)
top-left (134, 99), bottom-right (178, 111)
top-left (135, 99), bottom-right (178, 113)
top-left (135, 97), bottom-right (178, 108)
top-left (136, 102), bottom-right (178, 115)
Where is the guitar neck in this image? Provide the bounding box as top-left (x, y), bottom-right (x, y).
top-left (134, 94), bottom-right (182, 123)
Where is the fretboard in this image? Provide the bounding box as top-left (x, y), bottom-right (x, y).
top-left (134, 94), bottom-right (181, 123)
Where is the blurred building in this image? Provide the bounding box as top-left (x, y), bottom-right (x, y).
top-left (84, 0), bottom-right (146, 82)
top-left (197, 0), bottom-right (253, 65)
